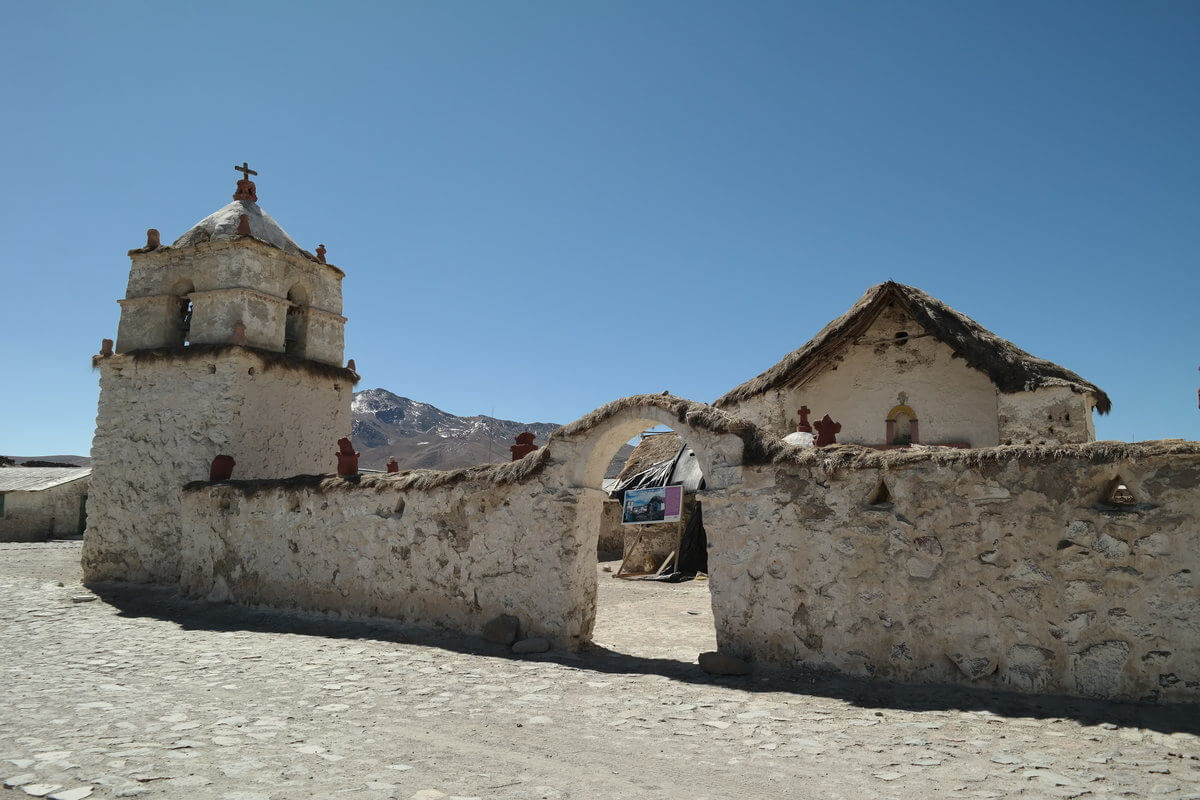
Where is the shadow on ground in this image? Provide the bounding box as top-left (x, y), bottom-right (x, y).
top-left (90, 581), bottom-right (1200, 735)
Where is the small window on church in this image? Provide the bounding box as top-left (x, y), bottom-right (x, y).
top-left (894, 331), bottom-right (909, 346)
top-left (0, 493), bottom-right (5, 518)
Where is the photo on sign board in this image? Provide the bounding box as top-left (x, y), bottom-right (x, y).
top-left (622, 485), bottom-right (683, 525)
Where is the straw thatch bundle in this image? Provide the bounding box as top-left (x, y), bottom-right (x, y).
top-left (93, 343), bottom-right (360, 384)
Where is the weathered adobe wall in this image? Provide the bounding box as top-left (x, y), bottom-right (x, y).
top-left (83, 349), bottom-right (349, 583)
top-left (168, 392), bottom-right (1199, 702)
top-left (721, 305), bottom-right (1095, 446)
top-left (0, 479), bottom-right (89, 542)
top-left (706, 443), bottom-right (1200, 702)
top-left (177, 396), bottom-right (754, 649)
top-left (998, 386), bottom-right (1096, 446)
top-left (597, 500), bottom-right (625, 555)
top-left (178, 455), bottom-right (598, 647)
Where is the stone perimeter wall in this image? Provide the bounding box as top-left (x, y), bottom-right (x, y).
top-left (707, 446), bottom-right (1200, 704)
top-left (173, 400), bottom-right (1200, 702)
top-left (180, 468), bottom-right (598, 647)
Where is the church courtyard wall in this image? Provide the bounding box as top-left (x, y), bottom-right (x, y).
top-left (171, 400), bottom-right (1200, 702)
top-left (707, 440), bottom-right (1200, 703)
top-left (179, 452), bottom-right (600, 648)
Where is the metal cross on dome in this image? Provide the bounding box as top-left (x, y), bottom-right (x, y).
top-left (234, 162), bottom-right (258, 180)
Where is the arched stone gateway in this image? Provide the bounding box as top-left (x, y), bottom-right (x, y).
top-left (542, 394), bottom-right (768, 648)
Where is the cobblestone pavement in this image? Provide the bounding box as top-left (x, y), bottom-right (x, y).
top-left (2, 541), bottom-right (1198, 800)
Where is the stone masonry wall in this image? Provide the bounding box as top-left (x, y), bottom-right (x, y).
top-left (179, 467), bottom-right (596, 647)
top-left (152, 390), bottom-right (1200, 701)
top-left (84, 349), bottom-right (349, 583)
top-left (705, 445), bottom-right (1200, 702)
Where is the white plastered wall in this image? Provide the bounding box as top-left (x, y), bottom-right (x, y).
top-left (83, 349), bottom-right (350, 583)
top-left (998, 386), bottom-right (1096, 445)
top-left (0, 479), bottom-right (89, 542)
top-left (730, 306), bottom-right (1002, 446)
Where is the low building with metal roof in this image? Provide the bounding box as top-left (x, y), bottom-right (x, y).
top-left (0, 467), bottom-right (91, 542)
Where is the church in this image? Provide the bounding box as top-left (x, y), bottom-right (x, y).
top-left (80, 165), bottom-right (1199, 704)
top-left (715, 281), bottom-right (1109, 448)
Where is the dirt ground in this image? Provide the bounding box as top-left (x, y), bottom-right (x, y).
top-left (591, 559), bottom-right (717, 662)
top-left (1, 540), bottom-right (1198, 800)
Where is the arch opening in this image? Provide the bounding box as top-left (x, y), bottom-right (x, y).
top-left (589, 420), bottom-right (717, 662)
top-left (284, 283), bottom-right (310, 355)
top-left (173, 279), bottom-right (194, 347)
top-left (553, 397), bottom-right (751, 661)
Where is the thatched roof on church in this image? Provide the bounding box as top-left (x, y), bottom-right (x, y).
top-left (714, 281), bottom-right (1111, 414)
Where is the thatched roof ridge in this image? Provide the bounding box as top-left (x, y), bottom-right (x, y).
top-left (617, 433), bottom-right (684, 481)
top-left (714, 281), bottom-right (1111, 414)
top-left (769, 438), bottom-right (1199, 472)
top-left (184, 444), bottom-right (551, 497)
top-left (93, 344), bottom-right (360, 385)
top-left (551, 393), bottom-right (780, 465)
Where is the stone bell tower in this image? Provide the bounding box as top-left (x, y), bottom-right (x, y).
top-left (83, 164), bottom-right (359, 584)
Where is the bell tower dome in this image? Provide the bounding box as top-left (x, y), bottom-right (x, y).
top-left (114, 162), bottom-right (347, 365)
top-left (85, 165), bottom-right (359, 584)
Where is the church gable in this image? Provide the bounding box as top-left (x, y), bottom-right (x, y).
top-left (714, 282), bottom-right (1109, 447)
top-left (716, 282), bottom-right (1110, 414)
top-left (782, 302), bottom-right (1002, 446)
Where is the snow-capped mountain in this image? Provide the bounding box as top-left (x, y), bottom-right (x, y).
top-left (350, 388), bottom-right (564, 472)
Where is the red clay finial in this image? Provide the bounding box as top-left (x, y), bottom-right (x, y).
top-left (232, 161), bottom-right (258, 203)
top-left (796, 405), bottom-right (813, 433)
top-left (510, 432), bottom-right (539, 461)
top-left (336, 437), bottom-right (360, 476)
top-left (210, 454), bottom-right (236, 481)
top-left (813, 414), bottom-right (842, 447)
top-left (316, 244), bottom-right (327, 264)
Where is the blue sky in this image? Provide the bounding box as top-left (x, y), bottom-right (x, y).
top-left (1, 1), bottom-right (1196, 454)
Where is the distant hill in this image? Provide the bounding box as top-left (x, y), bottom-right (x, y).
top-left (3, 393), bottom-right (634, 477)
top-left (351, 388), bottom-right (631, 476)
top-left (1, 455), bottom-right (91, 467)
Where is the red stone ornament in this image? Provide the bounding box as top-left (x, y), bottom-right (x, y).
top-left (813, 414), bottom-right (842, 447)
top-left (510, 432), bottom-right (539, 461)
top-left (210, 454), bottom-right (236, 481)
top-left (336, 437), bottom-right (360, 476)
